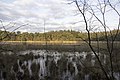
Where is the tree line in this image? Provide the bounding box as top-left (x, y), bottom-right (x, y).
top-left (0, 30), bottom-right (120, 41)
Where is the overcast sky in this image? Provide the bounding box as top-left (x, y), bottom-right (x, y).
top-left (0, 0), bottom-right (82, 32)
top-left (0, 0), bottom-right (120, 32)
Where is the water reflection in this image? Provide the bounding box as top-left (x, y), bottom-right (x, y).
top-left (0, 50), bottom-right (120, 80)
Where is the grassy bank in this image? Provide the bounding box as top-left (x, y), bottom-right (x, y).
top-left (0, 41), bottom-right (120, 52)
top-left (0, 43), bottom-right (90, 52)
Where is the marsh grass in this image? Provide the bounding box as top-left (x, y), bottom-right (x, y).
top-left (0, 41), bottom-right (120, 53)
top-left (0, 41), bottom-right (90, 52)
top-left (0, 45), bottom-right (120, 80)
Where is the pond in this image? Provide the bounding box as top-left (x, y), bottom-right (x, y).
top-left (0, 50), bottom-right (120, 80)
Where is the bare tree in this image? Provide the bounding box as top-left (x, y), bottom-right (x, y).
top-left (0, 20), bottom-right (29, 52)
top-left (0, 20), bottom-right (29, 41)
top-left (43, 19), bottom-right (48, 51)
top-left (69, 0), bottom-right (120, 80)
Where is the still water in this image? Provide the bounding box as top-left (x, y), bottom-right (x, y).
top-left (0, 50), bottom-right (120, 80)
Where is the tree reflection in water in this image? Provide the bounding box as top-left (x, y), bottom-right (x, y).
top-left (0, 50), bottom-right (120, 80)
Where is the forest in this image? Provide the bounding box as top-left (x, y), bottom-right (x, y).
top-left (0, 29), bottom-right (120, 41)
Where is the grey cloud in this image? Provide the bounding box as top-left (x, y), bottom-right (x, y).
top-left (0, 13), bottom-right (12, 21)
top-left (0, 0), bottom-right (79, 32)
top-left (0, 0), bottom-right (73, 21)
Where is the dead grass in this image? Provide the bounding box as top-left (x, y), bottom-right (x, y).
top-left (0, 41), bottom-right (120, 52)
